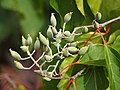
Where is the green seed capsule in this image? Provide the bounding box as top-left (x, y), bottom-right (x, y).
top-left (63, 49), bottom-right (69, 57)
top-left (43, 77), bottom-right (51, 81)
top-left (95, 12), bottom-right (102, 21)
top-left (70, 42), bottom-right (77, 47)
top-left (78, 46), bottom-right (88, 55)
top-left (82, 27), bottom-right (88, 33)
top-left (67, 46), bottom-right (78, 54)
top-left (50, 13), bottom-right (57, 27)
top-left (27, 34), bottom-right (32, 45)
top-left (93, 21), bottom-right (99, 28)
top-left (34, 37), bottom-right (40, 50)
top-left (22, 36), bottom-right (27, 46)
top-left (64, 31), bottom-right (71, 37)
top-left (47, 26), bottom-right (53, 38)
top-left (64, 12), bottom-right (73, 23)
top-left (9, 49), bottom-right (21, 60)
top-left (14, 61), bottom-right (24, 69)
top-left (39, 32), bottom-right (49, 46)
top-left (51, 26), bottom-right (58, 34)
top-left (67, 35), bottom-right (74, 43)
top-left (20, 46), bottom-right (28, 52)
top-left (44, 55), bottom-right (51, 61)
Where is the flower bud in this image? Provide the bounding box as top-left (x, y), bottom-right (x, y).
top-left (43, 77), bottom-right (51, 81)
top-left (47, 26), bottom-right (53, 38)
top-left (44, 55), bottom-right (52, 61)
top-left (63, 49), bottom-right (69, 57)
top-left (64, 12), bottom-right (73, 23)
top-left (34, 37), bottom-right (40, 50)
top-left (22, 36), bottom-right (27, 46)
top-left (64, 31), bottom-right (71, 37)
top-left (93, 21), bottom-right (99, 28)
top-left (9, 49), bottom-right (21, 60)
top-left (82, 27), bottom-right (88, 33)
top-left (67, 35), bottom-right (74, 43)
top-left (27, 34), bottom-right (32, 45)
top-left (67, 46), bottom-right (78, 54)
top-left (51, 26), bottom-right (58, 34)
top-left (95, 12), bottom-right (102, 21)
top-left (20, 46), bottom-right (28, 52)
top-left (78, 46), bottom-right (88, 55)
top-left (14, 61), bottom-right (24, 69)
top-left (39, 32), bottom-right (49, 46)
top-left (50, 13), bottom-right (57, 27)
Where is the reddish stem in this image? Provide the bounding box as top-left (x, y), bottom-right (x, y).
top-left (72, 80), bottom-right (76, 90)
top-left (98, 31), bottom-right (106, 45)
top-left (64, 79), bottom-right (73, 90)
top-left (84, 26), bottom-right (103, 46)
top-left (59, 62), bottom-right (80, 75)
top-left (105, 23), bottom-right (112, 35)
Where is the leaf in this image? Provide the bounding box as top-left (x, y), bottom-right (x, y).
top-left (108, 30), bottom-right (120, 43)
top-left (75, 0), bottom-right (84, 16)
top-left (87, 0), bottom-right (102, 15)
top-left (69, 67), bottom-right (108, 90)
top-left (1, 0), bottom-right (44, 37)
top-left (112, 35), bottom-right (120, 53)
top-left (104, 45), bottom-right (120, 90)
top-left (78, 44), bottom-right (106, 66)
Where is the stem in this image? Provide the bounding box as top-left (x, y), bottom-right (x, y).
top-left (64, 79), bottom-right (73, 90)
top-left (72, 80), bottom-right (76, 90)
top-left (63, 23), bottom-right (66, 32)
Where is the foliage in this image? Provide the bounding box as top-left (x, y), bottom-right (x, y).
top-left (1, 0), bottom-right (120, 90)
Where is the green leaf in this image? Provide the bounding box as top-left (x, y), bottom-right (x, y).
top-left (87, 0), bottom-right (102, 15)
top-left (78, 44), bottom-right (106, 66)
top-left (75, 0), bottom-right (84, 16)
top-left (112, 35), bottom-right (120, 53)
top-left (69, 67), bottom-right (108, 90)
top-left (108, 30), bottom-right (120, 43)
top-left (104, 45), bottom-right (120, 90)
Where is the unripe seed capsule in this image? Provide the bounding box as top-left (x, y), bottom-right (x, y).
top-left (47, 26), bottom-right (53, 38)
top-left (22, 36), bottom-right (27, 46)
top-left (64, 31), bottom-right (71, 37)
top-left (82, 27), bottom-right (88, 33)
top-left (43, 77), bottom-right (51, 81)
top-left (9, 49), bottom-right (21, 60)
top-left (95, 12), bottom-right (102, 21)
top-left (34, 37), bottom-right (40, 50)
top-left (14, 61), bottom-right (24, 69)
top-left (63, 49), bottom-right (69, 57)
top-left (44, 55), bottom-right (52, 61)
top-left (67, 46), bottom-right (78, 54)
top-left (27, 34), bottom-right (32, 45)
top-left (67, 35), bottom-right (74, 43)
top-left (39, 32), bottom-right (49, 46)
top-left (51, 26), bottom-right (58, 34)
top-left (78, 46), bottom-right (88, 55)
top-left (70, 42), bottom-right (77, 47)
top-left (93, 21), bottom-right (99, 28)
top-left (64, 12), bottom-right (73, 23)
top-left (20, 46), bottom-right (28, 52)
top-left (50, 13), bottom-right (57, 27)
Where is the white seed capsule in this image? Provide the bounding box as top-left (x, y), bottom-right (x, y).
top-left (39, 32), bottom-right (49, 46)
top-left (43, 77), bottom-right (51, 81)
top-left (67, 35), bottom-right (74, 43)
top-left (67, 46), bottom-right (78, 54)
top-left (95, 12), bottom-right (102, 21)
top-left (27, 34), bottom-right (32, 45)
top-left (50, 13), bottom-right (57, 27)
top-left (14, 61), bottom-right (24, 69)
top-left (64, 12), bottom-right (73, 23)
top-left (34, 37), bottom-right (40, 50)
top-left (20, 46), bottom-right (28, 52)
top-left (47, 26), bottom-right (53, 38)
top-left (22, 36), bottom-right (27, 46)
top-left (44, 55), bottom-right (51, 61)
top-left (78, 46), bottom-right (88, 55)
top-left (9, 49), bottom-right (21, 60)
top-left (51, 26), bottom-right (58, 34)
top-left (64, 31), bottom-right (71, 37)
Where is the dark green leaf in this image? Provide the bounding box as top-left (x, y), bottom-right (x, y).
top-left (104, 45), bottom-right (120, 90)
